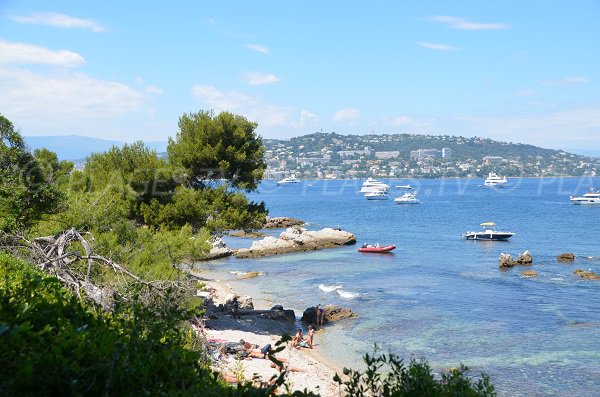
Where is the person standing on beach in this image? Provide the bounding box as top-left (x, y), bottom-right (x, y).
top-left (305, 325), bottom-right (315, 349)
top-left (315, 304), bottom-right (325, 327)
top-left (231, 296), bottom-right (240, 319)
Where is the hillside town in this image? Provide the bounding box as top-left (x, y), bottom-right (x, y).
top-left (263, 132), bottom-right (600, 179)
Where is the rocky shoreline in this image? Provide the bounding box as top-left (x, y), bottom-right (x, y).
top-left (192, 269), bottom-right (356, 396)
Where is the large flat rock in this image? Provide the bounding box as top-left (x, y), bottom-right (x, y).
top-left (234, 227), bottom-right (356, 258)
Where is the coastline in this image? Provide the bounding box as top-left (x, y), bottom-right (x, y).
top-left (194, 265), bottom-right (345, 396)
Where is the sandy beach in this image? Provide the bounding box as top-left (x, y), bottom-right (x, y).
top-left (196, 269), bottom-right (343, 396)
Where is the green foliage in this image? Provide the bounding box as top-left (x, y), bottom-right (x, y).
top-left (168, 110), bottom-right (266, 191)
top-left (0, 254), bottom-right (225, 396)
top-left (334, 348), bottom-right (495, 397)
top-left (33, 147), bottom-right (74, 189)
top-left (0, 115), bottom-right (63, 233)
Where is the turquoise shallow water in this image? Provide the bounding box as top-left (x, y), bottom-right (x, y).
top-left (214, 177), bottom-right (600, 396)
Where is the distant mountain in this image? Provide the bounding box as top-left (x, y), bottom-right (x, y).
top-left (24, 135), bottom-right (168, 160)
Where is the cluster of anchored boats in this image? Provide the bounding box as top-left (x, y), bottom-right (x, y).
top-left (360, 177), bottom-right (420, 204)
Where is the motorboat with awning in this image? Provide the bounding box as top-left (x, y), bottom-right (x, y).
top-left (463, 222), bottom-right (514, 241)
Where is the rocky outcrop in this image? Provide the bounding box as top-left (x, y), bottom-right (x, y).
top-left (557, 252), bottom-right (576, 263)
top-left (301, 304), bottom-right (356, 324)
top-left (224, 293), bottom-right (254, 310)
top-left (264, 216), bottom-right (305, 229)
top-left (234, 227), bottom-right (356, 258)
top-left (521, 270), bottom-right (538, 278)
top-left (499, 250), bottom-right (533, 269)
top-left (202, 237), bottom-right (232, 260)
top-left (574, 269), bottom-right (600, 280)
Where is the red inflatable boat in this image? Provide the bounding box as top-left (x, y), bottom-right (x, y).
top-left (358, 244), bottom-right (396, 253)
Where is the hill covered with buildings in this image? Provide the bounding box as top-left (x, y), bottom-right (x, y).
top-left (264, 132), bottom-right (599, 179)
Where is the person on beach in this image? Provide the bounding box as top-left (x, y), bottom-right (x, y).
top-left (316, 304), bottom-right (325, 326)
top-left (230, 296), bottom-right (240, 319)
top-left (291, 328), bottom-right (304, 349)
top-left (304, 325), bottom-right (315, 349)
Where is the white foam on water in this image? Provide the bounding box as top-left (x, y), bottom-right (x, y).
top-left (319, 283), bottom-right (342, 292)
top-left (337, 289), bottom-right (360, 299)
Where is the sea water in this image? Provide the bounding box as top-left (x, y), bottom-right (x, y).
top-left (214, 177), bottom-right (600, 396)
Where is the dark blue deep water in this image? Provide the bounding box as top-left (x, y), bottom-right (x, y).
top-left (211, 177), bottom-right (600, 396)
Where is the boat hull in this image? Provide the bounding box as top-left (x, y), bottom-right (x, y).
top-left (464, 233), bottom-right (514, 241)
top-left (358, 245), bottom-right (396, 253)
top-left (570, 198), bottom-right (600, 205)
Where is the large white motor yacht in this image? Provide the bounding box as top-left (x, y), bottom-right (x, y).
top-left (364, 190), bottom-right (390, 200)
top-left (360, 177), bottom-right (390, 193)
top-left (277, 176), bottom-right (301, 185)
top-left (570, 189), bottom-right (600, 205)
top-left (484, 173), bottom-right (508, 187)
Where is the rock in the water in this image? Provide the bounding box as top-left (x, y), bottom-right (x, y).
top-left (238, 295), bottom-right (254, 310)
top-left (499, 251), bottom-right (533, 268)
top-left (264, 216), bottom-right (305, 229)
top-left (202, 237), bottom-right (233, 260)
top-left (301, 306), bottom-right (318, 323)
top-left (499, 253), bottom-right (514, 268)
top-left (271, 305), bottom-right (284, 311)
top-left (574, 269), bottom-right (600, 280)
top-left (515, 250), bottom-right (533, 265)
top-left (557, 252), bottom-right (576, 263)
top-left (301, 304), bottom-right (356, 324)
top-left (235, 227), bottom-right (356, 258)
top-left (521, 270), bottom-right (538, 278)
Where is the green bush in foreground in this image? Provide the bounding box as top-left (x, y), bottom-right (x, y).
top-left (0, 253), bottom-right (495, 396)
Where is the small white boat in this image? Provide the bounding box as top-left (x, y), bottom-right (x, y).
top-left (395, 185), bottom-right (413, 190)
top-left (394, 193), bottom-right (420, 204)
top-left (463, 222), bottom-right (514, 241)
top-left (277, 176), bottom-right (301, 185)
top-left (365, 190), bottom-right (389, 200)
top-left (483, 173), bottom-right (508, 187)
top-left (570, 188), bottom-right (600, 205)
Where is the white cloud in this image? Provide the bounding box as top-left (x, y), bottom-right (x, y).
top-left (0, 40), bottom-right (85, 67)
top-left (451, 105), bottom-right (600, 149)
top-left (243, 72), bottom-right (279, 86)
top-left (430, 16), bottom-right (509, 30)
top-left (145, 86), bottom-right (164, 95)
top-left (0, 66), bottom-right (145, 135)
top-left (297, 110), bottom-right (319, 128)
top-left (245, 44), bottom-right (270, 54)
top-left (192, 84), bottom-right (300, 128)
top-left (11, 12), bottom-right (105, 32)
top-left (517, 89), bottom-right (536, 97)
top-left (542, 76), bottom-right (590, 86)
top-left (417, 42), bottom-right (460, 51)
top-left (332, 108), bottom-right (360, 122)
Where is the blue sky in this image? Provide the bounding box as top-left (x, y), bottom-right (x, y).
top-left (1, 1), bottom-right (599, 152)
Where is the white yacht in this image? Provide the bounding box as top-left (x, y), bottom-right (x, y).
top-left (395, 185), bottom-right (413, 190)
top-left (394, 192), bottom-right (420, 204)
top-left (364, 190), bottom-right (389, 200)
top-left (277, 176), bottom-right (301, 185)
top-left (463, 222), bottom-right (514, 241)
top-left (570, 189), bottom-right (600, 205)
top-left (360, 177), bottom-right (390, 193)
top-left (484, 173), bottom-right (508, 187)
